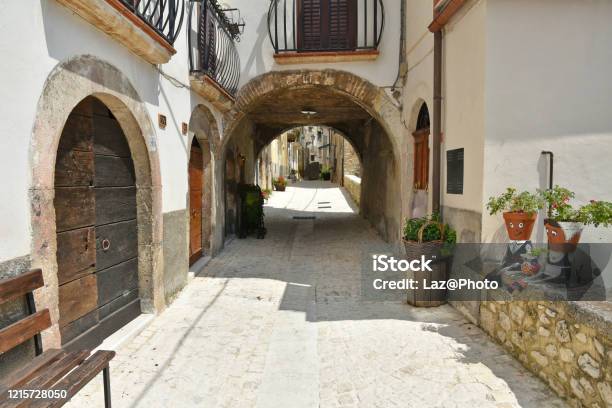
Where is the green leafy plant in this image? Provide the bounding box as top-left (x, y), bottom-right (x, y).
top-left (539, 185), bottom-right (612, 226)
top-left (577, 200), bottom-right (612, 227)
top-left (403, 213), bottom-right (457, 245)
top-left (320, 165), bottom-right (331, 180)
top-left (486, 188), bottom-right (544, 215)
top-left (526, 247), bottom-right (547, 257)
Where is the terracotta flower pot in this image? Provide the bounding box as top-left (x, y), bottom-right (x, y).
top-left (502, 212), bottom-right (537, 241)
top-left (544, 219), bottom-right (584, 253)
top-left (274, 185), bottom-right (286, 192)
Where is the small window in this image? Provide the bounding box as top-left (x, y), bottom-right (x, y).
top-left (446, 148), bottom-right (464, 194)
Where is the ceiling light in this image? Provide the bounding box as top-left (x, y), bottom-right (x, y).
top-left (301, 108), bottom-right (317, 116)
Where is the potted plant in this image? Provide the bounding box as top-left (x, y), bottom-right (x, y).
top-left (273, 176), bottom-right (287, 192)
top-left (486, 187), bottom-right (544, 241)
top-left (261, 188), bottom-right (271, 202)
top-left (540, 186), bottom-right (612, 252)
top-left (320, 166), bottom-right (331, 181)
top-left (403, 214), bottom-right (457, 307)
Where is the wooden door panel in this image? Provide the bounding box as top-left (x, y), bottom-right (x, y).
top-left (58, 274), bottom-right (98, 328)
top-left (56, 227), bottom-right (96, 285)
top-left (95, 187), bottom-right (137, 225)
top-left (98, 289), bottom-right (139, 321)
top-left (95, 219), bottom-right (138, 271)
top-left (60, 309), bottom-right (99, 346)
top-left (94, 156), bottom-right (136, 187)
top-left (57, 115), bottom-right (93, 153)
top-left (55, 150), bottom-right (94, 187)
top-left (93, 116), bottom-right (131, 157)
top-left (189, 145), bottom-right (203, 263)
top-left (57, 96), bottom-right (140, 348)
top-left (97, 258), bottom-right (139, 307)
top-left (54, 187), bottom-right (95, 232)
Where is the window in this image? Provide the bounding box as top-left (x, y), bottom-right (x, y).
top-left (297, 0), bottom-right (357, 51)
top-left (446, 148), bottom-right (464, 194)
top-left (413, 103), bottom-right (430, 190)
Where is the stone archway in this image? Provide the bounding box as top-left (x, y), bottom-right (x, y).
top-left (29, 55), bottom-right (163, 348)
top-left (219, 69), bottom-right (406, 244)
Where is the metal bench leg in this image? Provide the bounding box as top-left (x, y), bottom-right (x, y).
top-left (103, 365), bottom-right (112, 408)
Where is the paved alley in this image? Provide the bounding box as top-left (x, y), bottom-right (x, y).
top-left (67, 181), bottom-right (566, 408)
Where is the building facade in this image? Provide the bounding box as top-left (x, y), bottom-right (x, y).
top-left (0, 1), bottom-right (611, 405)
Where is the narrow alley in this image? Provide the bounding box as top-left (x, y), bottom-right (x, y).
top-left (66, 182), bottom-right (565, 408)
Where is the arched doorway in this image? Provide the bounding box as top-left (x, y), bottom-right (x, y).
top-left (54, 96), bottom-right (140, 349)
top-left (411, 102), bottom-right (430, 218)
top-left (189, 138), bottom-right (204, 265)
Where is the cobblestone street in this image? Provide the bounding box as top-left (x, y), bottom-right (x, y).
top-left (67, 181), bottom-right (566, 408)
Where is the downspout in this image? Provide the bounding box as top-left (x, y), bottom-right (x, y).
top-left (432, 31), bottom-right (442, 215)
top-left (428, 0), bottom-right (466, 215)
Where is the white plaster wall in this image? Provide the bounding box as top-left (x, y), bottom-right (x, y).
top-left (482, 0), bottom-right (612, 246)
top-left (441, 0), bottom-right (487, 213)
top-left (0, 1), bottom-right (221, 262)
top-left (227, 0), bottom-right (401, 88)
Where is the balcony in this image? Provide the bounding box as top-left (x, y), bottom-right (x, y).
top-left (56, 0), bottom-right (185, 64)
top-left (188, 0), bottom-right (241, 111)
top-left (268, 0), bottom-right (385, 65)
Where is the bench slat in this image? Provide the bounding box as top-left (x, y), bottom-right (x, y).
top-left (0, 349), bottom-right (64, 396)
top-left (0, 310), bottom-right (52, 354)
top-left (0, 269), bottom-right (44, 304)
top-left (24, 350), bottom-right (90, 391)
top-left (29, 350), bottom-right (116, 408)
top-left (0, 351), bottom-right (92, 408)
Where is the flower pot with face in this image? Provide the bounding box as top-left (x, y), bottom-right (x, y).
top-left (502, 212), bottom-right (537, 241)
top-left (544, 219), bottom-right (584, 253)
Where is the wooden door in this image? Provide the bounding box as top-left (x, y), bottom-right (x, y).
top-left (55, 97), bottom-right (140, 351)
top-left (189, 141), bottom-right (203, 265)
top-left (297, 0), bottom-right (357, 51)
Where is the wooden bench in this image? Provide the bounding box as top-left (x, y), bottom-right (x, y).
top-left (0, 269), bottom-right (115, 407)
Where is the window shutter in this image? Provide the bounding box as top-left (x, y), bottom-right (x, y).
top-left (298, 0), bottom-right (357, 51)
top-left (328, 0), bottom-right (357, 50)
top-left (298, 0), bottom-right (323, 50)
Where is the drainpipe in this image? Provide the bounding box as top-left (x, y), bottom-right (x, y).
top-left (429, 0), bottom-right (465, 216)
top-left (432, 31), bottom-right (442, 216)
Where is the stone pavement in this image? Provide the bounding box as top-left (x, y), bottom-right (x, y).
top-left (67, 181), bottom-right (567, 408)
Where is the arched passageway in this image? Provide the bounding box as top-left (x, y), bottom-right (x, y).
top-left (219, 70), bottom-right (405, 245)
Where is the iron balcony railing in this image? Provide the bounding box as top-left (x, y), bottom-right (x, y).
top-left (268, 0), bottom-right (384, 53)
top-left (188, 0), bottom-right (240, 96)
top-left (119, 0), bottom-right (185, 45)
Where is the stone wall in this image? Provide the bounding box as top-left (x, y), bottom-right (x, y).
top-left (343, 175), bottom-right (361, 207)
top-left (479, 300), bottom-right (611, 407)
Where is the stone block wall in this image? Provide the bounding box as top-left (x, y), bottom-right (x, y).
top-left (479, 300), bottom-right (611, 407)
top-left (343, 175), bottom-right (361, 207)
